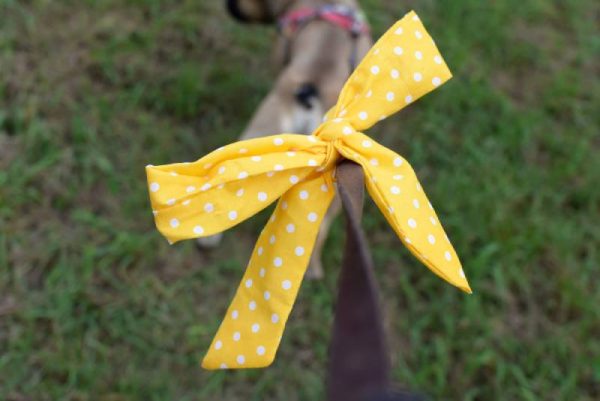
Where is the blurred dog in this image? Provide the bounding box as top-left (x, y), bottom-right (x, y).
top-left (198, 0), bottom-right (372, 279)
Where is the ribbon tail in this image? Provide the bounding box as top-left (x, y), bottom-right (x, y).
top-left (202, 171), bottom-right (335, 369)
top-left (338, 133), bottom-right (471, 293)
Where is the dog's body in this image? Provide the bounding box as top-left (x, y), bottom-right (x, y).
top-left (238, 1), bottom-right (372, 141)
top-left (198, 0), bottom-right (372, 278)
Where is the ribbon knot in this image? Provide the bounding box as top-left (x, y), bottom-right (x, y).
top-left (145, 11), bottom-right (471, 370)
top-left (314, 118), bottom-right (355, 142)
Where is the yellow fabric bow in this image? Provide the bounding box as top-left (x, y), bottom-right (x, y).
top-left (146, 10), bottom-right (471, 370)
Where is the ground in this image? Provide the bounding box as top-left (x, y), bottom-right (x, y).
top-left (0, 0), bottom-right (599, 400)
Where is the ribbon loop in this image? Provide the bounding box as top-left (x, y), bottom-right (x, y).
top-left (145, 10), bottom-right (472, 370)
top-left (326, 11), bottom-right (452, 128)
top-left (147, 133), bottom-right (331, 243)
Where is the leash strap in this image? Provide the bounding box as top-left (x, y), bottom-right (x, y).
top-left (327, 160), bottom-right (390, 401)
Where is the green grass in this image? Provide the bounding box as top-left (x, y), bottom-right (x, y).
top-left (1, 0), bottom-right (599, 400)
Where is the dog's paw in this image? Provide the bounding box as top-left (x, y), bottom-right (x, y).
top-left (363, 391), bottom-right (428, 401)
top-left (305, 260), bottom-right (324, 280)
top-left (196, 233), bottom-right (224, 250)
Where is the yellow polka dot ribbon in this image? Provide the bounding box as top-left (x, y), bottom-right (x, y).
top-left (146, 11), bottom-right (471, 370)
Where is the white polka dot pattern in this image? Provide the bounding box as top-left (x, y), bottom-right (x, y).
top-left (200, 173), bottom-right (334, 369)
top-left (336, 130), bottom-right (466, 289)
top-left (323, 11), bottom-right (452, 131)
top-left (145, 10), bottom-right (471, 371)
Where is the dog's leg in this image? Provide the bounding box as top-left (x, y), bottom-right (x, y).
top-left (238, 75), bottom-right (303, 140)
top-left (197, 81), bottom-right (293, 250)
top-left (306, 192), bottom-right (341, 279)
top-left (196, 232), bottom-right (224, 249)
top-left (302, 78), bottom-right (350, 279)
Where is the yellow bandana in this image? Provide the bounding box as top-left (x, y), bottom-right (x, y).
top-left (146, 10), bottom-right (471, 370)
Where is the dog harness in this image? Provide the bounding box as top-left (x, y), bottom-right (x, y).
top-left (278, 4), bottom-right (370, 71)
top-left (278, 4), bottom-right (369, 37)
top-left (146, 11), bottom-right (471, 370)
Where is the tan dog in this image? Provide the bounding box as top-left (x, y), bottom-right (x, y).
top-left (198, 0), bottom-right (372, 278)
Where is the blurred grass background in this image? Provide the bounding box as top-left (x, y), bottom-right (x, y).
top-left (1, 0), bottom-right (599, 400)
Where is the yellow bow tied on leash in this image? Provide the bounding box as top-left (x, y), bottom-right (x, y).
top-left (146, 10), bottom-right (471, 370)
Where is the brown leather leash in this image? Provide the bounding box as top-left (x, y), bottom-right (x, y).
top-left (328, 160), bottom-right (424, 401)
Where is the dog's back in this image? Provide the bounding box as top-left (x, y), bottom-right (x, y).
top-left (237, 1), bottom-right (372, 139)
